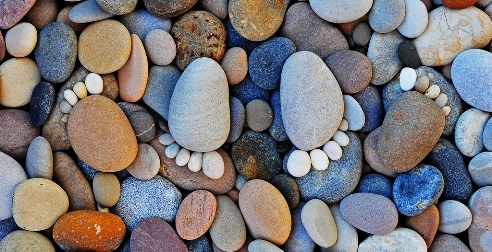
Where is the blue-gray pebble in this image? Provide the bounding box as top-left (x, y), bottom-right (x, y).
top-left (269, 90), bottom-right (289, 142)
top-left (34, 22), bottom-right (77, 84)
top-left (121, 8), bottom-right (172, 41)
top-left (0, 217), bottom-right (19, 241)
top-left (185, 235), bottom-right (213, 252)
top-left (30, 82), bottom-right (55, 126)
top-left (482, 118), bottom-right (492, 151)
top-left (283, 202), bottom-right (316, 252)
top-left (382, 78), bottom-right (404, 112)
top-left (142, 65), bottom-right (181, 120)
top-left (230, 75), bottom-right (270, 105)
top-left (69, 0), bottom-right (114, 23)
top-left (393, 164), bottom-right (444, 216)
top-left (355, 174), bottom-right (393, 199)
top-left (77, 158), bottom-right (129, 181)
top-left (352, 84), bottom-right (384, 132)
top-left (225, 20), bottom-right (262, 55)
top-left (227, 96), bottom-right (245, 143)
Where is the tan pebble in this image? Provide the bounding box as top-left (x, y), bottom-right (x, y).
top-left (93, 172), bottom-right (121, 208)
top-left (434, 94), bottom-right (448, 108)
top-left (0, 58), bottom-right (41, 107)
top-left (188, 152), bottom-right (203, 172)
top-left (176, 190), bottom-right (217, 240)
top-left (118, 34), bottom-right (148, 102)
top-left (60, 113), bottom-right (69, 123)
top-left (5, 22), bottom-right (37, 57)
top-left (338, 119), bottom-right (349, 131)
top-left (175, 148), bottom-right (191, 166)
top-left (442, 106), bottom-right (451, 116)
top-left (0, 230), bottom-right (55, 252)
top-left (220, 47), bottom-right (248, 85)
top-left (97, 204), bottom-right (110, 213)
top-left (425, 85), bottom-right (441, 99)
top-left (415, 75), bottom-right (430, 93)
top-left (63, 89), bottom-right (78, 106)
top-left (203, 151), bottom-right (225, 179)
top-left (127, 143), bottom-right (161, 180)
top-left (73, 82), bottom-right (87, 99)
top-left (85, 73), bottom-right (104, 95)
top-left (332, 131), bottom-right (350, 147)
top-left (144, 29), bottom-right (176, 66)
top-left (60, 100), bottom-right (73, 114)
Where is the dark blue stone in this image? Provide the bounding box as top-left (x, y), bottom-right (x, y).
top-left (282, 202), bottom-right (316, 252)
top-left (142, 65), bottom-right (181, 120)
top-left (425, 138), bottom-right (473, 202)
top-left (225, 20), bottom-right (262, 55)
top-left (30, 82), bottom-right (55, 126)
top-left (120, 9), bottom-right (172, 41)
top-left (352, 84), bottom-right (383, 132)
top-left (355, 173), bottom-right (393, 199)
top-left (393, 164), bottom-right (444, 216)
top-left (185, 235), bottom-right (213, 252)
top-left (382, 79), bottom-right (404, 112)
top-left (230, 75), bottom-right (270, 105)
top-left (269, 90), bottom-right (289, 142)
top-left (249, 37), bottom-right (296, 90)
top-left (0, 217), bottom-right (19, 241)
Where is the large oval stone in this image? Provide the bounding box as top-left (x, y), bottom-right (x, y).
top-left (280, 51), bottom-right (343, 151)
top-left (67, 95), bottom-right (138, 172)
top-left (378, 91), bottom-right (445, 173)
top-left (0, 151), bottom-right (27, 220)
top-left (0, 0), bottom-right (36, 30)
top-left (209, 195), bottom-right (247, 251)
top-left (168, 57), bottom-right (230, 152)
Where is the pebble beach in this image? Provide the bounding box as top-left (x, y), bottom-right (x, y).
top-left (1, 0), bottom-right (492, 251)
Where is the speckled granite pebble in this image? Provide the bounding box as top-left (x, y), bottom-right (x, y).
top-left (29, 82), bottom-right (55, 127)
top-left (130, 217), bottom-right (188, 252)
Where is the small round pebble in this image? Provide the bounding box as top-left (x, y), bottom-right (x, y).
top-left (323, 141), bottom-right (343, 161)
top-left (159, 133), bottom-right (176, 145)
top-left (352, 22), bottom-right (372, 46)
top-left (202, 151), bottom-right (225, 179)
top-left (425, 85), bottom-right (441, 99)
top-left (59, 100), bottom-right (73, 114)
top-left (144, 29), bottom-right (176, 66)
top-left (92, 172), bottom-right (121, 208)
top-left (165, 143), bottom-right (180, 159)
top-left (434, 94), bottom-right (448, 107)
top-left (63, 89), bottom-right (78, 106)
top-left (437, 200), bottom-right (472, 234)
top-left (332, 131), bottom-right (350, 147)
top-left (400, 67), bottom-right (417, 91)
top-left (246, 99), bottom-right (273, 132)
top-left (175, 190), bottom-right (217, 240)
top-left (310, 149), bottom-right (329, 171)
top-left (220, 47), bottom-right (248, 85)
top-left (287, 150), bottom-right (312, 178)
top-left (175, 148), bottom-right (191, 166)
top-left (73, 82), bottom-right (87, 99)
top-left (5, 22), bottom-right (37, 57)
top-left (301, 199), bottom-right (337, 248)
top-left (127, 143), bottom-right (161, 180)
top-left (442, 106), bottom-right (451, 116)
top-left (85, 73), bottom-right (104, 94)
top-left (188, 152), bottom-right (203, 172)
top-left (415, 75), bottom-right (430, 93)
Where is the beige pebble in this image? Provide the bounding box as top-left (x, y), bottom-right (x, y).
top-left (175, 148), bottom-right (191, 166)
top-left (97, 204), bottom-right (110, 213)
top-left (425, 85), bottom-right (440, 99)
top-left (165, 143), bottom-right (180, 159)
top-left (338, 119), bottom-right (349, 131)
top-left (203, 151), bottom-right (225, 179)
top-left (5, 22), bottom-right (37, 58)
top-left (73, 82), bottom-right (87, 99)
top-left (442, 106), bottom-right (451, 116)
top-left (323, 141), bottom-right (343, 161)
top-left (59, 100), bottom-right (73, 114)
top-left (92, 172), bottom-right (121, 208)
top-left (85, 73), bottom-right (104, 95)
top-left (188, 152), bottom-right (203, 172)
top-left (144, 29), bottom-right (176, 66)
top-left (434, 94), bottom-right (448, 107)
top-left (415, 75), bottom-right (430, 93)
top-left (159, 133), bottom-right (175, 145)
top-left (332, 131), bottom-right (350, 147)
top-left (127, 143), bottom-right (161, 180)
top-left (0, 58), bottom-right (41, 107)
top-left (310, 149), bottom-right (329, 171)
top-left (63, 89), bottom-right (78, 106)
top-left (220, 47), bottom-right (248, 85)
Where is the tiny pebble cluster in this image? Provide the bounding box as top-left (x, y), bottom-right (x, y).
top-left (60, 72), bottom-right (103, 114)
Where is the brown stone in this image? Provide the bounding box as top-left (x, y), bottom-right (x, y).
top-left (118, 34), bottom-right (148, 102)
top-left (100, 73), bottom-right (119, 101)
top-left (404, 204), bottom-right (439, 248)
top-left (325, 50), bottom-right (372, 94)
top-left (25, 0), bottom-right (58, 30)
top-left (67, 95), bottom-right (138, 172)
top-left (126, 143), bottom-right (160, 180)
top-left (220, 47), bottom-right (248, 85)
top-left (442, 0), bottom-right (477, 8)
top-left (363, 127), bottom-right (398, 177)
top-left (144, 0), bottom-right (198, 18)
top-left (245, 99), bottom-right (273, 132)
top-left (0, 109), bottom-right (40, 160)
top-left (57, 6), bottom-right (87, 34)
top-left (227, 188), bottom-right (240, 203)
top-left (0, 230), bottom-right (55, 252)
top-left (130, 217), bottom-right (188, 252)
top-left (176, 190), bottom-right (217, 240)
top-left (0, 0), bottom-right (36, 30)
top-left (53, 210), bottom-right (126, 252)
top-left (53, 152), bottom-right (96, 211)
top-left (92, 172), bottom-right (121, 208)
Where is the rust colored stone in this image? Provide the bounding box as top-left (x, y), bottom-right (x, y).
top-left (404, 204), bottom-right (440, 248)
top-left (117, 34), bottom-right (148, 102)
top-left (176, 190), bottom-right (217, 240)
top-left (442, 0), bottom-right (478, 8)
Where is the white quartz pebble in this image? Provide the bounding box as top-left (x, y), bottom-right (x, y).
top-left (425, 85), bottom-right (440, 99)
top-left (188, 152), bottom-right (203, 172)
top-left (85, 73), bottom-right (104, 95)
top-left (287, 150), bottom-right (312, 177)
top-left (165, 143), bottom-right (180, 158)
top-left (175, 148), bottom-right (191, 166)
top-left (442, 106), bottom-right (451, 116)
top-left (310, 149), bottom-right (329, 171)
top-left (159, 133), bottom-right (175, 145)
top-left (332, 131), bottom-right (350, 147)
top-left (338, 119), bottom-right (349, 131)
top-left (63, 89), bottom-right (78, 106)
top-left (323, 141), bottom-right (343, 161)
top-left (399, 67), bottom-right (417, 91)
top-left (202, 151), bottom-right (225, 179)
top-left (73, 82), bottom-right (88, 99)
top-left (434, 94), bottom-right (448, 107)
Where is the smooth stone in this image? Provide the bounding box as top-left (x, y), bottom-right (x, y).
top-left (301, 199), bottom-right (337, 248)
top-left (468, 186), bottom-right (492, 252)
top-left (281, 2), bottom-right (348, 59)
top-left (469, 152), bottom-right (492, 186)
top-left (5, 22), bottom-right (37, 57)
top-left (169, 57), bottom-right (229, 152)
top-left (310, 0), bottom-right (372, 23)
top-left (199, 0), bottom-right (228, 19)
top-left (144, 0), bottom-right (197, 18)
top-left (25, 0), bottom-right (57, 30)
top-left (367, 31), bottom-right (405, 85)
top-left (118, 102), bottom-right (156, 143)
top-left (0, 58), bottom-right (41, 108)
top-left (297, 132), bottom-right (363, 203)
top-left (78, 20), bottom-right (131, 74)
top-left (400, 67), bottom-right (417, 91)
top-left (131, 217), bottom-right (187, 252)
top-left (142, 65), bottom-right (181, 120)
top-left (378, 91), bottom-right (445, 173)
top-left (358, 227), bottom-right (427, 252)
top-left (120, 9), bottom-right (172, 41)
top-left (0, 109), bottom-right (40, 160)
top-left (127, 143), bottom-right (160, 180)
top-left (220, 47), bottom-right (248, 85)
top-left (425, 85), bottom-right (441, 99)
top-left (382, 78), bottom-right (405, 111)
top-left (353, 85), bottom-right (384, 132)
top-left (85, 73), bottom-right (103, 95)
top-left (429, 234), bottom-right (472, 252)
top-left (340, 193), bottom-right (398, 235)
top-left (68, 95), bottom-right (138, 172)
top-left (175, 148), bottom-right (191, 166)
top-left (414, 7), bottom-right (492, 66)
top-left (165, 143), bottom-right (180, 159)
top-left (438, 200), bottom-right (472, 234)
top-left (230, 75), bottom-right (270, 105)
top-left (363, 127), bottom-right (398, 177)
top-left (398, 40), bottom-right (421, 68)
top-left (0, 151), bottom-right (27, 220)
top-left (227, 96), bottom-right (245, 143)
top-left (0, 230), bottom-right (55, 252)
top-left (202, 151), bottom-right (225, 179)
top-left (185, 235), bottom-right (214, 252)
top-left (29, 82), bottom-right (55, 126)
top-left (483, 118), bottom-right (492, 151)
top-left (283, 202), bottom-right (316, 252)
top-left (25, 136), bottom-right (53, 179)
top-left (0, 0), bottom-right (36, 30)
top-left (270, 174), bottom-right (300, 209)
top-left (12, 178), bottom-right (69, 231)
top-left (231, 130), bottom-right (282, 180)
top-left (353, 22), bottom-right (372, 46)
top-left (63, 89), bottom-right (78, 106)
top-left (398, 0), bottom-right (428, 38)
top-left (442, 0), bottom-right (478, 8)
top-left (209, 195), bottom-right (247, 251)
top-left (281, 51), bottom-right (343, 150)
top-left (249, 37), bottom-right (296, 90)
top-left (369, 0), bottom-right (406, 33)
top-left (325, 50), bottom-right (372, 94)
top-left (343, 95), bottom-right (365, 131)
top-left (248, 240), bottom-right (283, 252)
top-left (239, 179), bottom-right (291, 245)
top-left (435, 94), bottom-right (449, 107)
top-left (332, 131), bottom-right (349, 147)
top-left (269, 90), bottom-right (289, 142)
top-left (455, 108), bottom-right (489, 157)
top-left (145, 29), bottom-right (176, 66)
top-left (404, 204), bottom-right (440, 248)
top-left (171, 11), bottom-right (226, 70)
top-left (53, 210), bottom-right (125, 251)
top-left (393, 164), bottom-right (444, 216)
top-left (176, 190), bottom-right (217, 240)
top-left (69, 0), bottom-right (114, 23)
top-left (92, 172), bottom-right (121, 208)
top-left (287, 150), bottom-right (312, 178)
top-left (118, 34), bottom-right (148, 102)
top-left (57, 6), bottom-right (87, 34)
top-left (96, 0), bottom-right (137, 15)
top-left (355, 173), bottom-right (393, 199)
top-left (159, 133), bottom-right (175, 145)
top-left (246, 99), bottom-right (273, 132)
top-left (321, 204), bottom-right (358, 252)
top-left (0, 32), bottom-right (5, 62)
top-left (112, 176), bottom-right (182, 231)
top-left (224, 20), bottom-right (262, 55)
top-left (0, 218), bottom-right (19, 241)
top-left (310, 149), bottom-right (329, 171)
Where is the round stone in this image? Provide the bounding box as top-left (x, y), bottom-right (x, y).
top-left (287, 150), bottom-right (312, 178)
top-left (246, 99), bottom-right (273, 132)
top-left (353, 22), bottom-right (372, 47)
top-left (455, 108), bottom-right (489, 157)
top-left (92, 172), bottom-right (121, 208)
top-left (59, 101), bottom-right (72, 114)
top-left (323, 141), bottom-right (343, 161)
top-left (96, 0), bottom-right (137, 15)
top-left (0, 151), bottom-right (27, 220)
top-left (368, 0), bottom-right (406, 33)
top-left (144, 29), bottom-right (176, 66)
top-left (310, 149), bottom-right (329, 171)
top-left (209, 195), bottom-right (247, 251)
top-left (434, 94), bottom-right (448, 107)
top-left (325, 50), bottom-right (372, 94)
top-left (127, 143), bottom-right (160, 180)
top-left (0, 230), bottom-right (55, 252)
top-left (425, 85), bottom-right (441, 99)
top-left (310, 0), bottom-right (373, 23)
top-left (176, 190), bottom-right (217, 240)
top-left (175, 148), bottom-right (191, 166)
top-left (202, 151), bottom-right (225, 179)
top-left (165, 143), bottom-right (180, 159)
top-left (220, 47), bottom-right (248, 85)
top-left (29, 82), bottom-right (55, 126)
top-left (63, 89), bottom-right (78, 106)
top-left (437, 200), bottom-right (472, 234)
top-left (85, 73), bottom-right (104, 95)
top-left (332, 131), bottom-right (350, 147)
top-left (301, 199), bottom-right (337, 248)
top-left (400, 67), bottom-right (417, 91)
top-left (159, 133), bottom-right (175, 145)
top-left (144, 0), bottom-right (197, 18)
top-left (130, 217), bottom-right (188, 251)
top-left (5, 22), bottom-right (37, 57)
top-left (0, 58), bottom-right (41, 107)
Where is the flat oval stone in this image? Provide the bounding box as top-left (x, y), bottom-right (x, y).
top-left (0, 230), bottom-right (55, 252)
top-left (29, 82), bottom-right (55, 127)
top-left (145, 29), bottom-right (176, 66)
top-left (176, 190), bottom-right (217, 240)
top-left (227, 96), bottom-right (245, 143)
top-left (69, 0), bottom-right (114, 23)
top-left (325, 50), bottom-right (372, 94)
top-left (369, 0), bottom-right (406, 33)
top-left (168, 57), bottom-right (229, 152)
top-left (367, 31), bottom-right (404, 85)
top-left (25, 136), bottom-right (53, 180)
top-left (126, 143), bottom-right (160, 180)
top-left (12, 178), bottom-right (69, 231)
top-left (239, 179), bottom-right (291, 246)
top-left (142, 65), bottom-right (181, 120)
top-left (210, 195), bottom-right (247, 252)
top-left (118, 34), bottom-right (148, 102)
top-left (118, 102), bottom-right (156, 143)
top-left (248, 240), bottom-right (283, 252)
top-left (455, 108), bottom-right (489, 157)
top-left (120, 9), bottom-right (172, 41)
top-left (340, 193), bottom-right (399, 235)
top-left (467, 186), bottom-right (492, 252)
top-left (171, 11), bottom-right (226, 70)
top-left (281, 51), bottom-right (343, 150)
top-left (245, 99), bottom-right (273, 132)
top-left (442, 0), bottom-right (478, 8)
top-left (378, 91), bottom-right (445, 173)
top-left (404, 204), bottom-right (440, 248)
top-left (414, 6), bottom-right (492, 66)
top-left (78, 19), bottom-right (131, 74)
top-left (343, 95), bottom-right (365, 131)
top-left (5, 22), bottom-right (37, 57)
top-left (96, 0), bottom-right (137, 15)
top-left (53, 210), bottom-right (125, 251)
top-left (310, 0), bottom-right (373, 23)
top-left (0, 0), bottom-right (36, 30)
top-left (398, 40), bottom-right (421, 68)
top-left (353, 85), bottom-right (384, 132)
top-left (469, 152), bottom-right (492, 187)
top-left (0, 109), bottom-right (40, 160)
top-left (144, 0), bottom-right (197, 18)
top-left (34, 22), bottom-right (77, 84)
top-left (220, 47), bottom-right (248, 85)
top-left (0, 58), bottom-right (41, 108)
top-left (438, 200), bottom-right (472, 234)
top-left (359, 227), bottom-right (427, 252)
top-left (92, 172), bottom-right (120, 208)
top-left (429, 234), bottom-right (472, 252)
top-left (301, 199), bottom-right (337, 248)
top-left (131, 217), bottom-right (188, 251)
top-left (283, 202), bottom-right (316, 252)
top-left (0, 151), bottom-right (27, 220)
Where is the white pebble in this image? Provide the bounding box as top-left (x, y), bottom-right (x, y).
top-left (188, 152), bottom-right (203, 172)
top-left (434, 94), bottom-right (448, 107)
top-left (310, 149), bottom-right (329, 171)
top-left (63, 89), bottom-right (78, 106)
top-left (323, 141), bottom-right (343, 161)
top-left (73, 82), bottom-right (88, 99)
top-left (338, 119), bottom-right (349, 131)
top-left (399, 67), bottom-right (417, 91)
top-left (415, 75), bottom-right (430, 93)
top-left (175, 148), bottom-right (191, 166)
top-left (425, 85), bottom-right (440, 99)
top-left (442, 106), bottom-right (451, 116)
top-left (59, 100), bottom-right (73, 114)
top-left (158, 133), bottom-right (175, 145)
top-left (202, 151), bottom-right (225, 179)
top-left (332, 131), bottom-right (350, 147)
top-left (164, 143), bottom-right (180, 158)
top-left (85, 73), bottom-right (104, 95)
top-left (287, 150), bottom-right (312, 177)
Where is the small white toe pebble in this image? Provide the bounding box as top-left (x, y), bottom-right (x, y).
top-left (442, 106), bottom-right (451, 116)
top-left (188, 152), bottom-right (203, 172)
top-left (63, 89), bottom-right (78, 106)
top-left (165, 143), bottom-right (180, 158)
top-left (202, 151), bottom-right (225, 179)
top-left (425, 85), bottom-right (440, 99)
top-left (175, 148), bottom-right (191, 166)
top-left (310, 149), bottom-right (329, 171)
top-left (323, 141), bottom-right (343, 161)
top-left (73, 82), bottom-right (88, 99)
top-left (287, 150), bottom-right (311, 177)
top-left (332, 131), bottom-right (350, 147)
top-left (434, 94), bottom-right (448, 108)
top-left (399, 67), bottom-right (417, 91)
top-left (338, 119), bottom-right (349, 131)
top-left (85, 73), bottom-right (104, 95)
top-left (159, 133), bottom-right (175, 145)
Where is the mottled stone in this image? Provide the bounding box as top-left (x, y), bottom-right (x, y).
top-left (271, 174), bottom-right (300, 209)
top-left (356, 173), bottom-right (393, 199)
top-left (131, 217), bottom-right (187, 252)
top-left (30, 82), bottom-right (55, 127)
top-left (96, 0), bottom-right (137, 15)
top-left (144, 0), bottom-right (197, 18)
top-left (0, 109), bottom-right (40, 160)
top-left (176, 190), bottom-right (217, 240)
top-left (404, 204), bottom-right (440, 248)
top-left (367, 31), bottom-right (404, 85)
top-left (467, 186), bottom-right (492, 252)
top-left (0, 0), bottom-right (36, 30)
top-left (0, 230), bottom-right (55, 252)
top-left (92, 172), bottom-right (120, 208)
